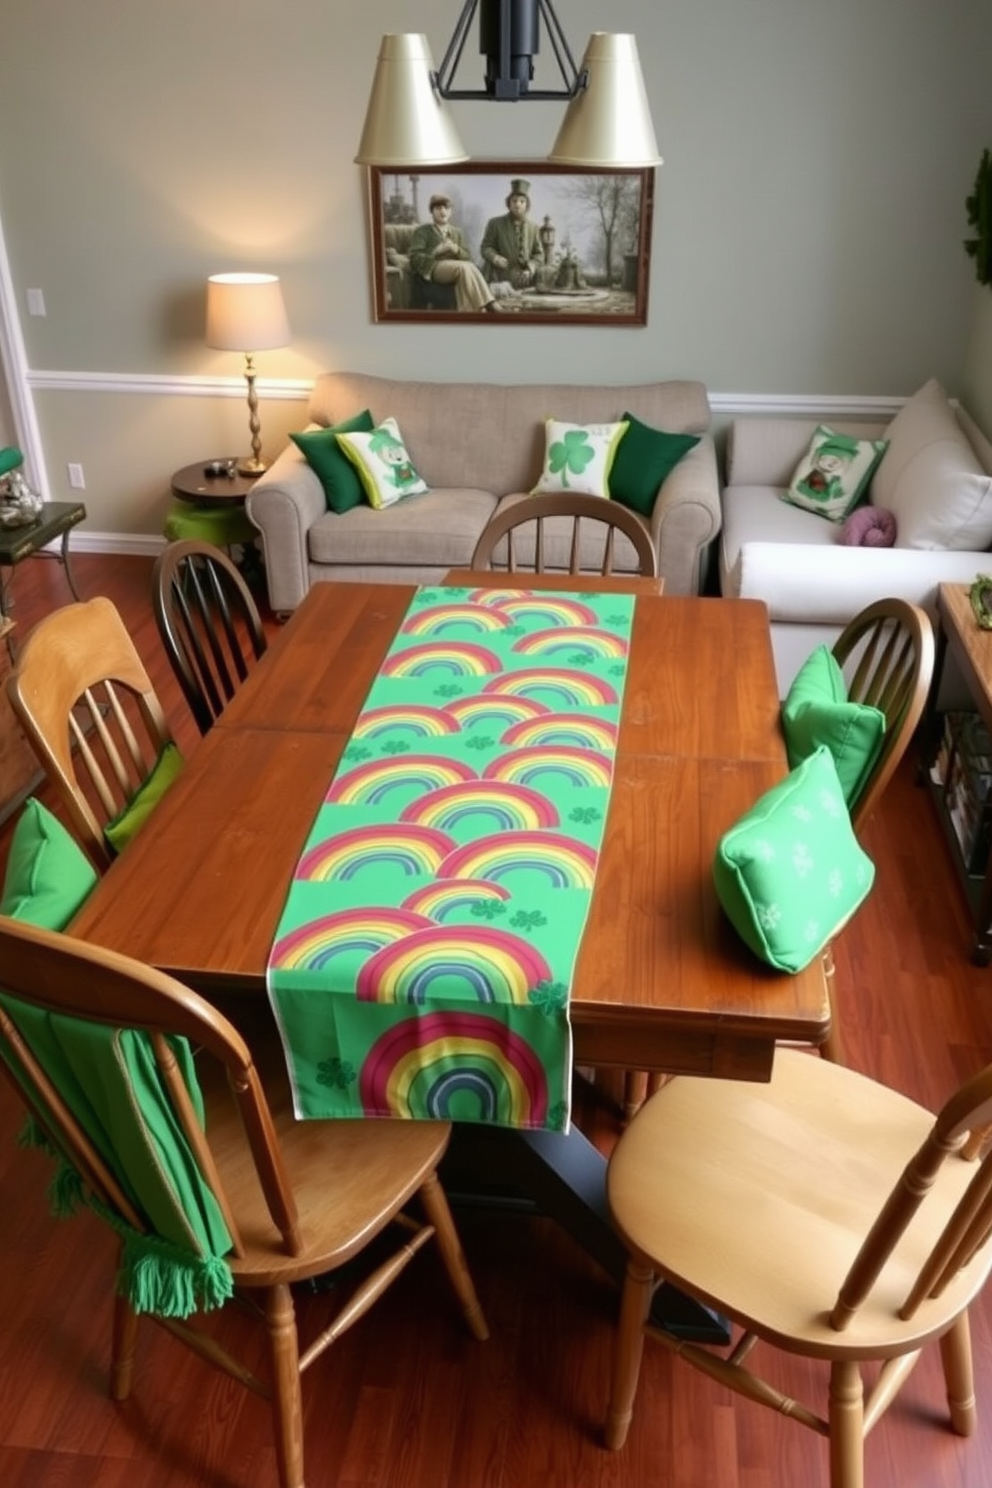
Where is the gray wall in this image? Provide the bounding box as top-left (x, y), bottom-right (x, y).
top-left (0, 0), bottom-right (989, 538)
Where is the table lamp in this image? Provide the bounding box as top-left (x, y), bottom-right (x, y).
top-left (206, 272), bottom-right (290, 476)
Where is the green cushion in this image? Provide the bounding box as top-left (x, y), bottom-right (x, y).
top-left (781, 646), bottom-right (885, 807)
top-left (163, 500), bottom-right (256, 546)
top-left (0, 798), bottom-right (98, 929)
top-left (713, 745), bottom-right (875, 973)
top-left (608, 411), bottom-right (700, 516)
top-left (104, 742), bottom-right (184, 856)
top-left (291, 408), bottom-right (376, 513)
top-left (782, 424), bottom-right (889, 523)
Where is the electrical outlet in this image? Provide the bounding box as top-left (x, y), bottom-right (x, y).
top-left (27, 288), bottom-right (45, 316)
top-left (67, 463), bottom-right (85, 490)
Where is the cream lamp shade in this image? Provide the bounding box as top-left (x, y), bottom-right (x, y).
top-left (355, 33), bottom-right (469, 166)
top-left (206, 273), bottom-right (289, 476)
top-left (549, 34), bottom-right (662, 168)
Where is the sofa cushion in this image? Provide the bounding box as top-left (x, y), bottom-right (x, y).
top-left (291, 409), bottom-right (375, 514)
top-left (308, 487), bottom-right (500, 570)
top-left (336, 417), bottom-right (429, 509)
top-left (871, 378), bottom-right (992, 550)
top-left (609, 412), bottom-right (701, 516)
top-left (782, 425), bottom-right (888, 523)
top-left (781, 646), bottom-right (885, 806)
top-left (713, 745), bottom-right (875, 973)
top-left (531, 418), bottom-right (628, 498)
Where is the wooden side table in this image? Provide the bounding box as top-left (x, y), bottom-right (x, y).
top-left (0, 500), bottom-right (86, 640)
top-left (167, 460), bottom-right (261, 584)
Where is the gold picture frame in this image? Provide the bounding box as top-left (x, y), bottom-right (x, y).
top-left (368, 161), bottom-right (654, 326)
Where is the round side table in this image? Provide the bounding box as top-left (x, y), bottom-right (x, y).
top-left (166, 459), bottom-right (262, 583)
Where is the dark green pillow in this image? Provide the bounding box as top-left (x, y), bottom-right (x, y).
top-left (713, 745), bottom-right (875, 973)
top-left (781, 646), bottom-right (885, 807)
top-left (291, 409), bottom-right (375, 514)
top-left (0, 798), bottom-right (98, 929)
top-left (608, 410), bottom-right (700, 517)
top-left (104, 743), bottom-right (184, 856)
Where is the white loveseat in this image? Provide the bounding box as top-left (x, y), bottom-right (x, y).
top-left (718, 379), bottom-right (992, 695)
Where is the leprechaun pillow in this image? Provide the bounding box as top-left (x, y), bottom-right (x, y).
top-left (782, 424), bottom-right (888, 523)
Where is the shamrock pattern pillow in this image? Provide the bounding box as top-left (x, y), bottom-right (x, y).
top-left (713, 745), bottom-right (875, 973)
top-left (531, 418), bottom-right (629, 498)
top-left (783, 424), bottom-right (888, 523)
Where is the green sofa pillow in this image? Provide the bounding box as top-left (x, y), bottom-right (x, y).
top-left (104, 742), bottom-right (184, 856)
top-left (608, 411), bottom-right (700, 517)
top-left (290, 408), bottom-right (375, 514)
top-left (781, 646), bottom-right (885, 807)
top-left (713, 745), bottom-right (875, 973)
top-left (0, 798), bottom-right (98, 929)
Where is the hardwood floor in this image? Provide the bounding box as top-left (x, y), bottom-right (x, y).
top-left (2, 551), bottom-right (992, 1487)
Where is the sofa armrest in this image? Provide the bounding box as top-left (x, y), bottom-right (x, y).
top-left (736, 539), bottom-right (989, 625)
top-left (647, 435), bottom-right (721, 596)
top-left (246, 443), bottom-right (326, 613)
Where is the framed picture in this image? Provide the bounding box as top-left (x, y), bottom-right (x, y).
top-left (368, 161), bottom-right (654, 326)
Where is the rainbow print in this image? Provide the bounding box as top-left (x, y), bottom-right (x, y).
top-left (270, 907), bottom-right (433, 972)
top-left (359, 1010), bottom-right (550, 1125)
top-left (438, 831), bottom-right (598, 890)
top-left (351, 705), bottom-right (461, 740)
top-left (483, 668), bottom-right (619, 708)
top-left (401, 879), bottom-right (511, 922)
top-left (483, 595), bottom-right (600, 627)
top-left (483, 746), bottom-right (613, 790)
top-left (401, 603), bottom-right (513, 636)
top-left (355, 924), bottom-right (553, 1005)
top-left (380, 641), bottom-right (503, 677)
top-left (512, 626), bottom-right (629, 659)
top-left (296, 824), bottom-right (456, 882)
top-left (500, 713), bottom-right (619, 750)
top-left (400, 779), bottom-right (559, 833)
top-left (443, 694), bottom-right (550, 731)
top-left (327, 754), bottom-right (477, 807)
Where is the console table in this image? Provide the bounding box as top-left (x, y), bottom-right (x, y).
top-left (0, 500), bottom-right (85, 634)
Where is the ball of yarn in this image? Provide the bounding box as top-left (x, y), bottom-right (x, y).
top-left (840, 506), bottom-right (897, 548)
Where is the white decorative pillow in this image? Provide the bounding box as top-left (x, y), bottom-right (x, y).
top-left (336, 417), bottom-right (428, 510)
top-left (531, 418), bottom-right (629, 498)
top-left (782, 425), bottom-right (888, 523)
top-left (871, 378), bottom-right (992, 550)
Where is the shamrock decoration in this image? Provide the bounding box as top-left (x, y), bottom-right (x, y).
top-left (529, 979), bottom-right (569, 1014)
top-left (511, 909), bottom-right (548, 931)
top-left (547, 427), bottom-right (595, 487)
top-left (965, 148), bottom-right (992, 286)
top-left (316, 1057), bottom-right (356, 1090)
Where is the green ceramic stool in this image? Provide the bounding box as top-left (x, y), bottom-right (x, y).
top-left (163, 499), bottom-right (257, 549)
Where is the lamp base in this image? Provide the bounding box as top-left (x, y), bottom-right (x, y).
top-left (237, 456), bottom-right (268, 477)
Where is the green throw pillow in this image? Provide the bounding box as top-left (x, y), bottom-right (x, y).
top-left (609, 412), bottom-right (700, 516)
top-left (0, 798), bottom-right (98, 929)
top-left (713, 745), bottom-right (875, 973)
top-left (781, 646), bottom-right (885, 807)
top-left (104, 743), bottom-right (183, 856)
top-left (782, 424), bottom-right (888, 523)
top-left (291, 408), bottom-right (375, 514)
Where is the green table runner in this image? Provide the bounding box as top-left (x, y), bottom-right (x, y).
top-left (266, 585), bottom-right (634, 1132)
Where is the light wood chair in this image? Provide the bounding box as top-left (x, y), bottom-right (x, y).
top-left (0, 915), bottom-right (489, 1488)
top-left (5, 595), bottom-right (175, 868)
top-left (152, 539), bottom-right (268, 735)
top-left (605, 1046), bottom-right (992, 1488)
top-left (469, 492), bottom-right (658, 578)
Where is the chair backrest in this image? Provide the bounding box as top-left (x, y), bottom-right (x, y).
top-left (5, 596), bottom-right (174, 867)
top-left (0, 914), bottom-right (301, 1273)
top-left (830, 1060), bottom-right (992, 1332)
top-left (832, 597), bottom-right (935, 832)
top-left (470, 493), bottom-right (658, 578)
top-left (152, 540), bottom-right (267, 735)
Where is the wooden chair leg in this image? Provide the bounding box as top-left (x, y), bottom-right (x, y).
top-left (940, 1313), bottom-right (977, 1436)
top-left (265, 1282), bottom-right (305, 1488)
top-left (828, 1358), bottom-right (864, 1488)
top-left (622, 1069), bottom-right (648, 1122)
top-left (819, 943), bottom-right (844, 1064)
top-left (604, 1259), bottom-right (653, 1451)
top-left (418, 1170), bottom-right (489, 1341)
top-left (110, 1289), bottom-right (139, 1401)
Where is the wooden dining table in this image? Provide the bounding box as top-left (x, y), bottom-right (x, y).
top-left (69, 575), bottom-right (829, 1337)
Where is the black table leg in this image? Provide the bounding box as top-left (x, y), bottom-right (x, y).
top-left (440, 1121), bottom-right (730, 1344)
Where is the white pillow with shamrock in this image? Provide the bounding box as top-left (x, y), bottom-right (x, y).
top-left (531, 418), bottom-right (629, 498)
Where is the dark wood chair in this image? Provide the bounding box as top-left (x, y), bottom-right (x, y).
top-left (5, 596), bottom-right (176, 867)
top-left (470, 492), bottom-right (658, 578)
top-left (0, 915), bottom-right (489, 1488)
top-left (605, 1046), bottom-right (992, 1488)
top-left (152, 539), bottom-right (268, 735)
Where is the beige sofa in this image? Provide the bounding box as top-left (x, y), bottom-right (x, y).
top-left (247, 371), bottom-right (720, 615)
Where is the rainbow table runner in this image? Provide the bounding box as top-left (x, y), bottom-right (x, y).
top-left (266, 585), bottom-right (634, 1132)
